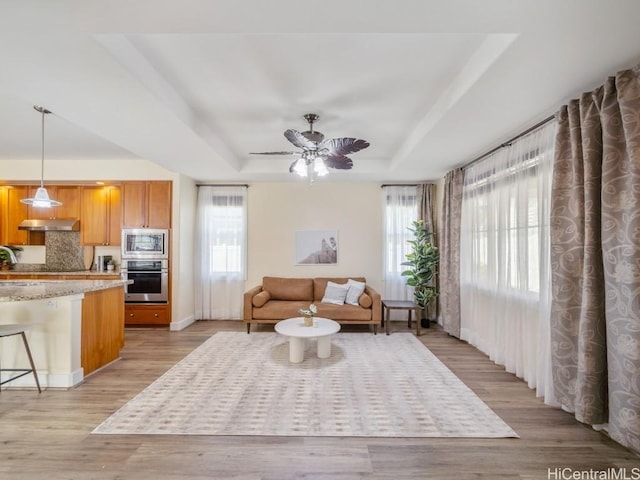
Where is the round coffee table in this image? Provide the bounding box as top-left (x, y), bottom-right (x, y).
top-left (275, 317), bottom-right (341, 363)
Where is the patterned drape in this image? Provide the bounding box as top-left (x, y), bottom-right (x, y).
top-left (417, 183), bottom-right (438, 320)
top-left (551, 65), bottom-right (640, 453)
top-left (439, 169), bottom-right (463, 338)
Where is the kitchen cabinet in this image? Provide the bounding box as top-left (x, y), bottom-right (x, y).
top-left (125, 303), bottom-right (170, 326)
top-left (80, 186), bottom-right (121, 246)
top-left (121, 181), bottom-right (172, 229)
top-left (1, 186), bottom-right (31, 245)
top-left (28, 185), bottom-right (80, 220)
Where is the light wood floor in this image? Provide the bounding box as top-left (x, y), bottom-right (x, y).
top-left (1, 320), bottom-right (637, 479)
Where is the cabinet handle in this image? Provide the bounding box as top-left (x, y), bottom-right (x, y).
top-left (154, 313), bottom-right (159, 317)
top-left (129, 313), bottom-right (134, 317)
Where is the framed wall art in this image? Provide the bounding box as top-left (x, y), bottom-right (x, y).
top-left (295, 230), bottom-right (338, 265)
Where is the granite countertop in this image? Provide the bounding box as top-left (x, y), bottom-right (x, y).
top-left (2, 268), bottom-right (121, 276)
top-left (0, 279), bottom-right (131, 303)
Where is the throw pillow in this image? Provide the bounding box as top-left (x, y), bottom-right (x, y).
top-left (321, 281), bottom-right (350, 305)
top-left (252, 290), bottom-right (271, 307)
top-left (345, 279), bottom-right (366, 306)
top-left (358, 293), bottom-right (372, 308)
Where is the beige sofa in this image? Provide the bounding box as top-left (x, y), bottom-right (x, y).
top-left (243, 276), bottom-right (381, 334)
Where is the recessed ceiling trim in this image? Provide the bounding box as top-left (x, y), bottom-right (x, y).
top-left (390, 33), bottom-right (518, 169)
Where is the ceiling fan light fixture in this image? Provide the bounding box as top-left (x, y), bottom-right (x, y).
top-left (21, 105), bottom-right (62, 208)
top-left (253, 113), bottom-right (369, 181)
top-left (314, 158), bottom-right (328, 177)
top-left (293, 158), bottom-right (308, 177)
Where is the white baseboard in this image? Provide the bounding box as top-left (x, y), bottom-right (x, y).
top-left (1, 367), bottom-right (84, 390)
top-left (171, 314), bottom-right (195, 331)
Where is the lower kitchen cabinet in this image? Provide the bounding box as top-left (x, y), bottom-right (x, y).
top-left (125, 304), bottom-right (171, 326)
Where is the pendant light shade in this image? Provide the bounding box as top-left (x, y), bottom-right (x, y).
top-left (21, 105), bottom-right (62, 208)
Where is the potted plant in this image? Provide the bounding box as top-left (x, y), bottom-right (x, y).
top-left (401, 220), bottom-right (439, 328)
top-left (298, 303), bottom-right (317, 327)
top-left (0, 245), bottom-right (23, 270)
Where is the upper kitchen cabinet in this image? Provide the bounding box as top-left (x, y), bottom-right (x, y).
top-left (0, 186), bottom-right (34, 245)
top-left (121, 181), bottom-right (172, 229)
top-left (80, 186), bottom-right (121, 246)
top-left (28, 185), bottom-right (80, 220)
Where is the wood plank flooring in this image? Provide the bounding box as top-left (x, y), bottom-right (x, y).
top-left (0, 320), bottom-right (637, 479)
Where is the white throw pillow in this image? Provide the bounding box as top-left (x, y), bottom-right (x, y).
top-left (345, 279), bottom-right (366, 306)
top-left (321, 281), bottom-right (350, 305)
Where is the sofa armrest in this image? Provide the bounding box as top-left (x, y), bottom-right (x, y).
top-left (243, 284), bottom-right (264, 321)
top-left (364, 285), bottom-right (382, 324)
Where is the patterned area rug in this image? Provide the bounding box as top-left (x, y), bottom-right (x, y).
top-left (93, 332), bottom-right (518, 437)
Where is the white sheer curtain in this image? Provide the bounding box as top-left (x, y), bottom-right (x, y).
top-left (194, 186), bottom-right (247, 320)
top-left (460, 121), bottom-right (557, 404)
top-left (382, 185), bottom-right (418, 301)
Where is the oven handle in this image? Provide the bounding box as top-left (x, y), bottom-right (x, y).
top-left (122, 270), bottom-right (169, 273)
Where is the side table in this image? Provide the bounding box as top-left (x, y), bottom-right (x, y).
top-left (382, 300), bottom-right (425, 336)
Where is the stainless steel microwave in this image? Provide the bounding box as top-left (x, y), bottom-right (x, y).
top-left (121, 228), bottom-right (169, 259)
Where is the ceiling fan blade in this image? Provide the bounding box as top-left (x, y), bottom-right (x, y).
top-left (324, 154), bottom-right (354, 170)
top-left (284, 129), bottom-right (316, 149)
top-left (249, 151), bottom-right (297, 155)
top-left (322, 137), bottom-right (370, 156)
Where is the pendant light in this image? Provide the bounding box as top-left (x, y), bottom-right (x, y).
top-left (21, 105), bottom-right (62, 208)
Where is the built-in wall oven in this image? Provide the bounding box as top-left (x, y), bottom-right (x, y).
top-left (121, 259), bottom-right (169, 303)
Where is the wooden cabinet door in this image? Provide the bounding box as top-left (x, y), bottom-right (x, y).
top-left (122, 181), bottom-right (171, 228)
top-left (146, 181), bottom-right (172, 228)
top-left (4, 186), bottom-right (29, 245)
top-left (52, 186), bottom-right (80, 219)
top-left (81, 186), bottom-right (109, 245)
top-left (107, 186), bottom-right (121, 246)
top-left (81, 186), bottom-right (121, 246)
top-left (121, 182), bottom-right (147, 228)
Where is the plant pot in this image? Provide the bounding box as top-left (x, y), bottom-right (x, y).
top-left (303, 316), bottom-right (314, 327)
top-left (421, 318), bottom-right (431, 329)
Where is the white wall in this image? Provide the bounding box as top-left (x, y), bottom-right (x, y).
top-left (1, 159), bottom-right (175, 181)
top-left (171, 174), bottom-right (197, 330)
top-left (247, 182), bottom-right (383, 292)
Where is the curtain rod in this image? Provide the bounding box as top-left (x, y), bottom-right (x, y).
top-left (463, 114), bottom-right (556, 170)
top-left (381, 183), bottom-right (418, 188)
top-left (196, 184), bottom-right (249, 187)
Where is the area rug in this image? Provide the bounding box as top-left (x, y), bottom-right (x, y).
top-left (92, 332), bottom-right (518, 437)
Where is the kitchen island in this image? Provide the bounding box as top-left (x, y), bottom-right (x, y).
top-left (0, 279), bottom-right (129, 389)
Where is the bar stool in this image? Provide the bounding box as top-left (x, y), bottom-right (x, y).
top-left (0, 324), bottom-right (42, 393)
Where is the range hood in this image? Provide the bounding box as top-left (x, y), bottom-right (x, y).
top-left (18, 219), bottom-right (80, 231)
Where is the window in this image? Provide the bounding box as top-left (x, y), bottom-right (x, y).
top-left (205, 196), bottom-right (245, 274)
top-left (194, 186), bottom-right (247, 319)
top-left (459, 120), bottom-right (555, 392)
top-left (382, 186), bottom-right (418, 299)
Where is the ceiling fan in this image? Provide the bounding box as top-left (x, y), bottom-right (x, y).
top-left (250, 113), bottom-right (370, 178)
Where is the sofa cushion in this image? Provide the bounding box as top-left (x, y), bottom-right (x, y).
top-left (252, 300), bottom-right (311, 320)
top-left (358, 293), bottom-right (372, 308)
top-left (321, 281), bottom-right (350, 305)
top-left (263, 277), bottom-right (313, 301)
top-left (252, 290), bottom-right (271, 307)
top-left (313, 277), bottom-right (366, 302)
top-left (345, 279), bottom-right (366, 305)
top-left (315, 303), bottom-right (372, 321)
